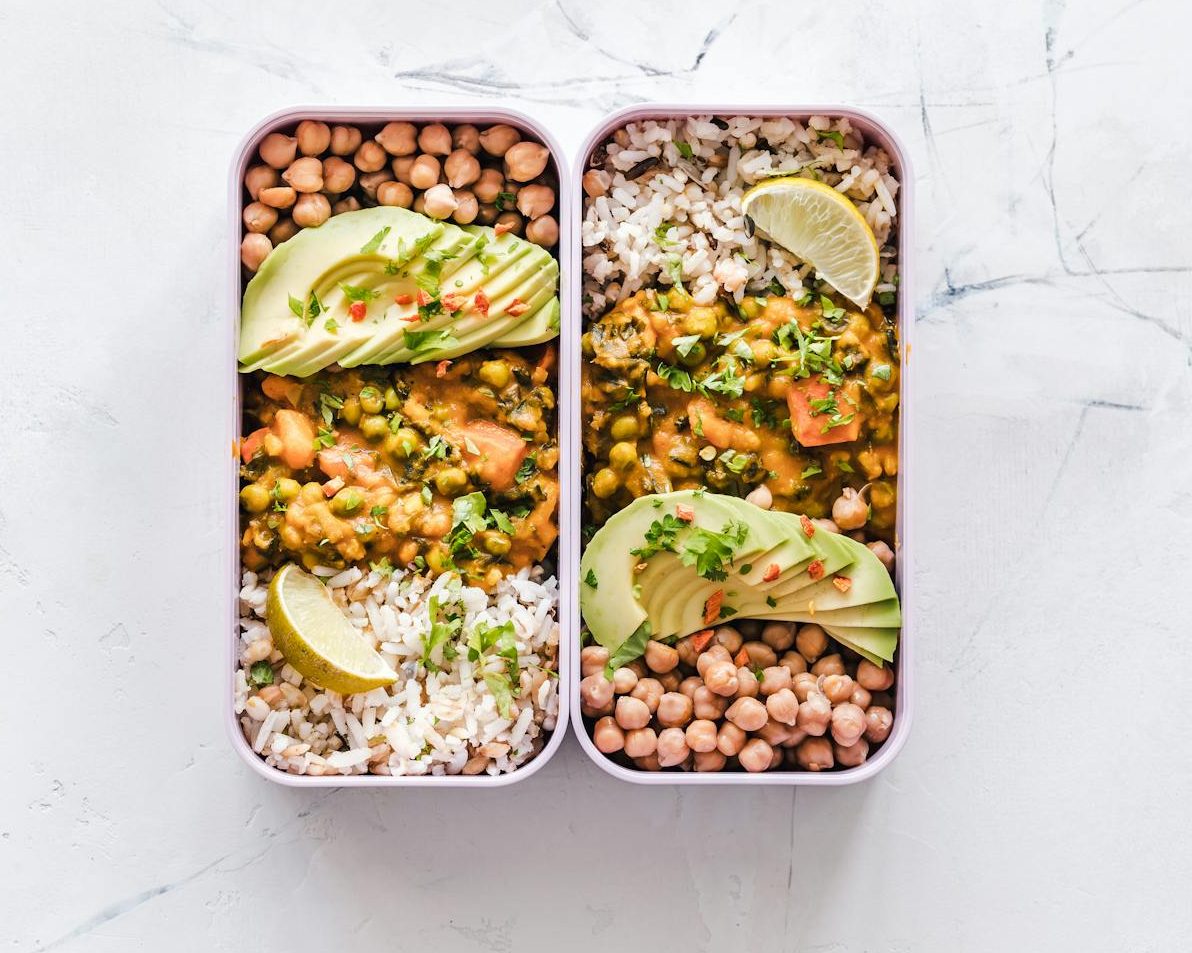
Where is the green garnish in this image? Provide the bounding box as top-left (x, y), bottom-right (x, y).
top-left (816, 129), bottom-right (845, 149)
top-left (359, 226), bottom-right (391, 255)
top-left (370, 505), bottom-right (388, 526)
top-left (248, 661), bottom-right (274, 686)
top-left (871, 363), bottom-right (892, 381)
top-left (584, 568), bottom-right (598, 589)
top-left (424, 435), bottom-right (449, 460)
top-left (323, 317), bottom-right (339, 334)
top-left (422, 595), bottom-right (463, 672)
top-left (317, 391), bottom-right (344, 428)
top-left (403, 328), bottom-right (455, 353)
top-left (312, 427), bottom-right (336, 450)
top-left (515, 455), bottom-right (537, 483)
top-left (631, 514), bottom-right (685, 560)
top-left (288, 294), bottom-right (305, 319)
top-left (494, 191), bottom-right (516, 211)
top-left (836, 459), bottom-right (854, 473)
top-left (339, 283), bottom-right (380, 303)
top-left (678, 521), bottom-right (748, 581)
top-left (675, 141), bottom-right (694, 160)
top-left (801, 465), bottom-right (822, 479)
top-left (672, 334), bottom-right (701, 359)
top-left (370, 557), bottom-right (395, 577)
top-left (491, 509), bottom-right (515, 534)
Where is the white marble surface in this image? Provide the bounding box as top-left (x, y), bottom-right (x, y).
top-left (3, 0), bottom-right (1191, 949)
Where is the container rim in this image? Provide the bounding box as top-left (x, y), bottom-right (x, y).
top-left (225, 104), bottom-right (575, 787)
top-left (567, 103), bottom-right (915, 785)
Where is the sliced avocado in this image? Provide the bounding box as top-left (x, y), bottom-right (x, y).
top-left (639, 553), bottom-right (724, 641)
top-left (716, 504), bottom-right (818, 589)
top-left (490, 297), bottom-right (560, 347)
top-left (757, 531), bottom-right (857, 598)
top-left (743, 597), bottom-right (902, 629)
top-left (821, 624), bottom-right (899, 665)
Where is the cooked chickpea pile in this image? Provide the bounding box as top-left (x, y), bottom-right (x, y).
top-left (580, 621), bottom-right (895, 773)
top-left (241, 119), bottom-right (559, 273)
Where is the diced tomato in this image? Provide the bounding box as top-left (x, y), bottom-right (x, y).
top-left (787, 376), bottom-right (863, 447)
top-left (455, 420), bottom-right (528, 492)
top-left (800, 514), bottom-right (816, 538)
top-left (435, 360), bottom-right (452, 378)
top-left (675, 503), bottom-right (695, 522)
top-left (762, 563), bottom-right (780, 583)
top-left (703, 590), bottom-right (724, 625)
top-left (240, 427), bottom-right (269, 463)
top-left (474, 290), bottom-right (490, 317)
top-left (394, 293), bottom-right (414, 305)
top-left (271, 409), bottom-right (316, 470)
top-left (506, 298), bottom-right (530, 317)
top-left (441, 293), bottom-right (463, 313)
top-left (807, 559), bottom-right (825, 581)
top-left (833, 576), bottom-right (852, 593)
top-left (733, 647), bottom-right (750, 668)
top-left (348, 301), bottom-right (367, 321)
top-left (689, 629), bottom-right (716, 653)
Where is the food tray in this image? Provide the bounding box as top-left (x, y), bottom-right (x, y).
top-left (566, 104), bottom-right (914, 785)
top-left (225, 106), bottom-right (576, 787)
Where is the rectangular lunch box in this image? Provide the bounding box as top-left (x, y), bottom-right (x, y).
top-left (566, 104), bottom-right (915, 785)
top-left (226, 106), bottom-right (576, 787)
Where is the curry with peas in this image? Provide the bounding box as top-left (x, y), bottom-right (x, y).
top-left (581, 290), bottom-right (899, 539)
top-left (240, 345), bottom-right (559, 590)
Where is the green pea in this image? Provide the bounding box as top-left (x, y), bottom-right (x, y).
top-left (360, 414), bottom-right (388, 440)
top-left (610, 415), bottom-right (640, 441)
top-left (477, 360), bottom-right (511, 389)
top-left (383, 386), bottom-right (401, 411)
top-left (433, 467), bottom-right (468, 497)
top-left (329, 488), bottom-right (364, 516)
top-left (592, 467), bottom-right (620, 499)
top-left (678, 341), bottom-right (706, 367)
top-left (239, 484), bottom-right (270, 513)
top-left (384, 427), bottom-right (423, 458)
top-left (751, 339), bottom-right (777, 365)
top-left (480, 531), bottom-right (512, 556)
top-left (340, 396), bottom-right (362, 426)
top-left (609, 441), bottom-right (638, 471)
top-left (682, 307), bottom-right (719, 339)
top-left (739, 297), bottom-right (763, 319)
top-left (274, 478), bottom-right (300, 503)
top-left (359, 387), bottom-right (384, 414)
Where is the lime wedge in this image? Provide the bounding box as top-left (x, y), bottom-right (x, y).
top-left (741, 177), bottom-right (880, 308)
top-left (266, 563), bottom-right (397, 694)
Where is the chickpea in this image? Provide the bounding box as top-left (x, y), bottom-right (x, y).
top-left (673, 636), bottom-right (700, 669)
top-left (716, 721), bottom-right (746, 757)
top-left (651, 728), bottom-right (686, 767)
top-left (676, 677), bottom-right (700, 699)
top-left (683, 719), bottom-right (718, 753)
top-left (759, 666), bottom-right (792, 697)
top-left (834, 737), bottom-right (869, 768)
top-left (239, 483), bottom-right (270, 513)
top-left (614, 695), bottom-right (651, 731)
top-left (582, 169), bottom-right (612, 197)
top-left (332, 196), bottom-right (362, 216)
top-left (626, 659), bottom-right (648, 679)
top-left (329, 488), bottom-right (364, 517)
top-left (693, 749), bottom-right (727, 772)
top-left (473, 168), bottom-right (505, 204)
top-left (795, 736), bottom-right (834, 771)
top-left (796, 692), bottom-right (832, 736)
top-left (832, 486), bottom-right (869, 530)
top-left (695, 642), bottom-right (732, 676)
top-left (443, 148), bottom-right (481, 189)
top-left (377, 181), bottom-right (414, 208)
top-left (639, 640), bottom-right (676, 674)
top-left (608, 441), bottom-right (638, 471)
top-left (244, 164), bottom-right (279, 200)
top-left (820, 673), bottom-right (855, 705)
top-left (580, 645), bottom-right (609, 677)
top-left (329, 125), bottom-right (363, 156)
top-left (630, 677), bottom-right (664, 713)
top-left (742, 641), bottom-right (778, 669)
top-left (354, 140), bottom-right (387, 173)
top-left (243, 201), bottom-right (278, 234)
top-left (656, 692), bottom-right (693, 728)
top-left (504, 141), bottom-right (551, 182)
top-left (292, 193), bottom-right (331, 228)
top-left (391, 155), bottom-right (416, 185)
top-left (579, 673), bottom-right (614, 711)
top-left (241, 232), bottom-right (272, 272)
top-left (745, 485), bottom-right (773, 510)
top-left (273, 478), bottom-right (300, 503)
top-left (259, 132), bottom-right (297, 169)
top-left (703, 660), bottom-right (739, 697)
top-left (451, 123), bottom-right (480, 154)
top-left (375, 121), bottom-right (417, 156)
top-left (831, 703), bottom-right (867, 747)
top-left (811, 653), bottom-right (845, 677)
top-left (850, 685), bottom-right (872, 709)
top-left (291, 119), bottom-right (330, 156)
top-left (795, 624), bottom-right (828, 663)
top-left (516, 184), bottom-right (555, 219)
top-left (525, 214), bottom-right (559, 247)
top-left (725, 696), bottom-right (767, 732)
top-left (611, 666), bottom-right (638, 694)
top-left (760, 622), bottom-right (795, 653)
top-left (417, 123), bottom-right (452, 155)
top-left (713, 626), bottom-right (742, 654)
top-left (592, 717), bottom-right (624, 754)
top-left (282, 156), bottom-right (323, 193)
top-left (734, 667), bottom-right (759, 699)
top-left (623, 726), bottom-right (657, 758)
top-left (738, 738), bottom-right (775, 773)
top-left (867, 539), bottom-right (895, 572)
top-left (258, 186), bottom-right (296, 210)
top-left (479, 123), bottom-right (521, 157)
top-left (495, 211), bottom-right (524, 236)
top-left (476, 203), bottom-right (499, 225)
top-left (409, 155), bottom-right (441, 190)
top-left (779, 651), bottom-right (808, 676)
top-left (856, 658), bottom-right (895, 692)
top-left (657, 670), bottom-right (681, 692)
top-left (591, 467), bottom-right (620, 499)
top-left (433, 467), bottom-right (468, 497)
top-left (423, 183), bottom-right (459, 220)
top-left (692, 685), bottom-right (726, 720)
top-left (864, 706), bottom-right (894, 744)
top-left (756, 718), bottom-right (792, 747)
top-left (359, 169), bottom-right (394, 200)
top-left (452, 190), bottom-right (479, 225)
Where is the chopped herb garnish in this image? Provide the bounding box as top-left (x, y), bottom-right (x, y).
top-left (359, 226), bottom-right (391, 254)
top-left (766, 595), bottom-right (778, 608)
top-left (339, 283), bottom-right (380, 303)
top-left (816, 129), bottom-right (845, 149)
top-left (424, 435), bottom-right (449, 460)
top-left (871, 363), bottom-right (892, 381)
top-left (672, 334), bottom-right (701, 359)
top-left (584, 568), bottom-right (598, 589)
top-left (370, 505), bottom-right (388, 527)
top-left (654, 224), bottom-right (675, 247)
top-left (421, 484), bottom-right (433, 506)
top-left (288, 294), bottom-right (304, 319)
top-left (675, 141), bottom-right (694, 160)
top-left (317, 391), bottom-right (344, 428)
top-left (837, 459), bottom-right (855, 473)
top-left (370, 557), bottom-right (395, 577)
top-left (724, 407), bottom-right (745, 423)
top-left (491, 509), bottom-right (515, 534)
top-left (656, 361), bottom-right (694, 392)
top-left (494, 191), bottom-right (516, 211)
top-left (403, 327), bottom-right (456, 353)
top-left (631, 514), bottom-right (685, 560)
top-left (312, 427), bottom-right (336, 450)
top-left (801, 465), bottom-right (823, 479)
top-left (678, 521), bottom-right (749, 581)
top-left (248, 661), bottom-right (274, 687)
top-left (323, 317), bottom-right (339, 334)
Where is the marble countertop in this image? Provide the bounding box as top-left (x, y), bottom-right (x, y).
top-left (4, 0), bottom-right (1190, 949)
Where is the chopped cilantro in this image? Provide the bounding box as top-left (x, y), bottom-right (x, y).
top-left (656, 362), bottom-right (694, 392)
top-left (248, 661), bottom-right (274, 687)
top-left (672, 334), bottom-right (701, 359)
top-left (654, 224), bottom-right (675, 247)
top-left (494, 191), bottom-right (516, 211)
top-left (655, 292), bottom-right (670, 311)
top-left (312, 427), bottom-right (336, 450)
top-left (801, 465), bottom-right (823, 479)
top-left (451, 492), bottom-right (489, 535)
top-left (678, 521), bottom-right (748, 581)
top-left (871, 363), bottom-right (892, 381)
top-left (675, 140), bottom-right (694, 160)
top-left (323, 317), bottom-right (339, 334)
top-left (317, 391), bottom-right (344, 428)
top-left (836, 459), bottom-right (854, 473)
top-left (724, 407), bottom-right (745, 423)
top-left (339, 283), bottom-right (380, 303)
top-left (768, 277), bottom-right (785, 296)
top-left (424, 435), bottom-right (449, 460)
top-left (359, 226), bottom-right (391, 254)
top-left (421, 484), bottom-right (433, 506)
top-left (766, 595), bottom-right (778, 608)
top-left (820, 295), bottom-right (846, 324)
top-left (422, 595), bottom-right (462, 672)
top-left (370, 557), bottom-right (395, 577)
top-left (878, 291), bottom-right (896, 306)
top-left (370, 505), bottom-right (388, 527)
top-left (403, 328), bottom-right (456, 353)
top-left (816, 129), bottom-right (845, 149)
top-left (631, 514), bottom-right (685, 560)
top-left (584, 568), bottom-right (598, 589)
top-left (718, 449), bottom-right (751, 474)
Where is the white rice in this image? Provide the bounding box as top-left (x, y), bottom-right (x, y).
top-left (581, 114), bottom-right (901, 315)
top-left (234, 565), bottom-right (560, 778)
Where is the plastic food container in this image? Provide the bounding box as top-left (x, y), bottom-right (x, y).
top-left (566, 104), bottom-right (914, 785)
top-left (226, 106), bottom-right (576, 787)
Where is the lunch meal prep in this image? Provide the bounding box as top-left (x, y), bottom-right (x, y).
top-left (575, 111), bottom-right (908, 777)
top-left (232, 111), bottom-right (569, 781)
top-left (229, 105), bottom-right (910, 785)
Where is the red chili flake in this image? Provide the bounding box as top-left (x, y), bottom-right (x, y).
top-left (807, 559), bottom-right (825, 581)
top-left (474, 290), bottom-right (490, 317)
top-left (394, 293), bottom-right (414, 305)
top-left (348, 301), bottom-right (367, 321)
top-left (689, 630), bottom-right (715, 653)
top-left (762, 563), bottom-right (780, 582)
top-left (832, 576), bottom-right (852, 593)
top-left (506, 298), bottom-right (530, 317)
top-left (733, 647), bottom-right (750, 668)
top-left (435, 360), bottom-right (452, 378)
top-left (675, 503), bottom-right (695, 522)
top-left (703, 590), bottom-right (724, 625)
top-left (494, 221), bottom-right (515, 236)
top-left (416, 289), bottom-right (432, 307)
top-left (441, 293), bottom-right (463, 313)
top-left (800, 515), bottom-right (816, 538)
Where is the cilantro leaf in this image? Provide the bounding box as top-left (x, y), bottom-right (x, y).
top-left (675, 140), bottom-right (694, 160)
top-left (604, 620), bottom-right (653, 677)
top-left (339, 283), bottom-right (380, 303)
top-left (403, 328), bottom-right (456, 353)
top-left (584, 568), bottom-right (598, 589)
top-left (678, 521), bottom-right (748, 581)
top-left (630, 514), bottom-right (685, 560)
top-left (288, 294), bottom-right (304, 319)
top-left (359, 226), bottom-right (391, 255)
top-left (672, 334), bottom-right (701, 359)
top-left (452, 492), bottom-right (489, 534)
